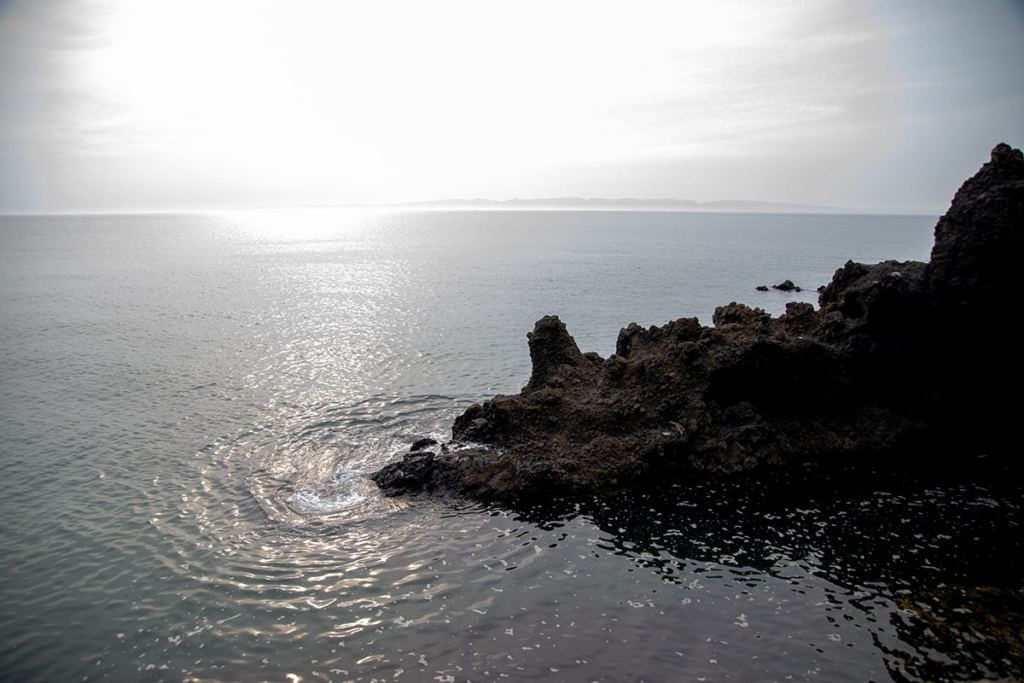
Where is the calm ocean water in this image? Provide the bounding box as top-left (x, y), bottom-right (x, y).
top-left (1, 209), bottom-right (1021, 682)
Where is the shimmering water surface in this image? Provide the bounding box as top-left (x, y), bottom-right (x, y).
top-left (1, 209), bottom-right (1021, 682)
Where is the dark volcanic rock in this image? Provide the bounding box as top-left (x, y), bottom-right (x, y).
top-left (409, 438), bottom-right (438, 452)
top-left (772, 279), bottom-right (802, 292)
top-left (372, 144), bottom-right (1024, 502)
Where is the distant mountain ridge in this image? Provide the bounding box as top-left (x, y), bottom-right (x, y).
top-left (398, 197), bottom-right (864, 214)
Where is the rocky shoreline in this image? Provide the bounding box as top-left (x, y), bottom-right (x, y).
top-left (372, 144), bottom-right (1024, 502)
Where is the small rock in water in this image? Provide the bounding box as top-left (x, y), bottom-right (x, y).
top-left (772, 279), bottom-right (801, 292)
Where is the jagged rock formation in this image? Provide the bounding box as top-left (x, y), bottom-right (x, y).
top-left (372, 144), bottom-right (1024, 501)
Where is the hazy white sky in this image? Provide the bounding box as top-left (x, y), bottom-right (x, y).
top-left (1, 0), bottom-right (1022, 213)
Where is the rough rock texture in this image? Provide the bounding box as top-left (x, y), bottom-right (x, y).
top-left (372, 144), bottom-right (1024, 501)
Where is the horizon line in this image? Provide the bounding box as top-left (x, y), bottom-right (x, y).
top-left (0, 196), bottom-right (943, 218)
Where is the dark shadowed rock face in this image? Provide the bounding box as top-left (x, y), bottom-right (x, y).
top-left (372, 144), bottom-right (1024, 502)
top-left (928, 143), bottom-right (1024, 307)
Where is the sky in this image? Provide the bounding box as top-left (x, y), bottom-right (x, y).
top-left (1, 0), bottom-right (1022, 214)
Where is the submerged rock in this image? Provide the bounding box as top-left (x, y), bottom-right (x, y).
top-left (372, 144), bottom-right (1024, 501)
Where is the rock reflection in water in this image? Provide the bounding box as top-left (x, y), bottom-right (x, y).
top-left (504, 456), bottom-right (1024, 682)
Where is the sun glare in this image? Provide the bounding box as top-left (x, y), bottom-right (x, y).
top-left (62, 0), bottom-right (915, 208)
top-left (86, 1), bottom-right (766, 203)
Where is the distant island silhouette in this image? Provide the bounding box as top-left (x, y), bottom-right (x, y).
top-left (394, 197), bottom-right (923, 214)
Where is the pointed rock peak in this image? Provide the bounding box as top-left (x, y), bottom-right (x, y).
top-left (991, 142), bottom-right (1024, 166)
top-left (526, 315), bottom-right (584, 391)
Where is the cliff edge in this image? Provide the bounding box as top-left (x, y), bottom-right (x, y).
top-left (372, 144), bottom-right (1024, 501)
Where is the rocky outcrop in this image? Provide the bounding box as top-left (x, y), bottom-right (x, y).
top-left (372, 144), bottom-right (1024, 501)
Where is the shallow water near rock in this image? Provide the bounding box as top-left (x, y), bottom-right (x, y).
top-left (1, 209), bottom-right (1020, 681)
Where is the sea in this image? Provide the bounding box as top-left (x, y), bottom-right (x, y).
top-left (1, 209), bottom-right (1021, 682)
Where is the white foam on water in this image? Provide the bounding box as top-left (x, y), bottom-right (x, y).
top-left (286, 487), bottom-right (366, 515)
top-left (286, 472), bottom-right (368, 515)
